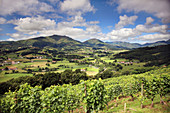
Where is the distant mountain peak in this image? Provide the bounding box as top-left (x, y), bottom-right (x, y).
top-left (83, 38), bottom-right (104, 44)
top-left (0, 35), bottom-right (82, 50)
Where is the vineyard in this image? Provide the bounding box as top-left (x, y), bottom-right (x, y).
top-left (0, 67), bottom-right (170, 113)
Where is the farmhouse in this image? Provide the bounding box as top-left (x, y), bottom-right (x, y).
top-left (8, 67), bottom-right (18, 70)
top-left (118, 61), bottom-right (133, 65)
top-left (81, 69), bottom-right (86, 72)
top-left (3, 61), bottom-right (12, 65)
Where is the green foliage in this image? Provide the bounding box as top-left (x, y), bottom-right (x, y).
top-left (0, 69), bottom-right (88, 95)
top-left (81, 79), bottom-right (107, 112)
top-left (0, 67), bottom-right (169, 112)
top-left (41, 85), bottom-right (67, 112)
top-left (134, 70), bottom-right (170, 107)
top-left (155, 74), bottom-right (170, 104)
top-left (0, 83), bottom-right (81, 113)
top-left (0, 83), bottom-right (42, 113)
top-left (107, 84), bottom-right (122, 100)
top-left (96, 70), bottom-right (113, 79)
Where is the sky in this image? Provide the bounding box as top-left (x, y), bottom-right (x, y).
top-left (0, 0), bottom-right (170, 44)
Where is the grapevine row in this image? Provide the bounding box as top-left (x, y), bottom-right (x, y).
top-left (0, 67), bottom-right (169, 112)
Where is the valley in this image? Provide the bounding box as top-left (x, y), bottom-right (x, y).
top-left (1, 0), bottom-right (170, 112)
top-left (1, 35), bottom-right (169, 83)
top-left (0, 44), bottom-right (148, 83)
top-left (0, 35), bottom-right (169, 113)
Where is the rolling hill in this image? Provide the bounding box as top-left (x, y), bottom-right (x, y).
top-left (114, 44), bottom-right (170, 66)
top-left (83, 38), bottom-right (128, 50)
top-left (83, 38), bottom-right (107, 48)
top-left (0, 35), bottom-right (83, 50)
top-left (142, 39), bottom-right (170, 47)
top-left (106, 41), bottom-right (141, 49)
top-left (0, 35), bottom-right (170, 50)
top-left (0, 36), bottom-right (123, 50)
top-left (107, 39), bottom-right (170, 49)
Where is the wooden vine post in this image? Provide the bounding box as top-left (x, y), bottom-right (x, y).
top-left (124, 103), bottom-right (126, 112)
top-left (84, 83), bottom-right (90, 113)
top-left (141, 83), bottom-right (144, 109)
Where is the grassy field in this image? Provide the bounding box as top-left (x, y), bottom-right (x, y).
top-left (0, 49), bottom-right (147, 83)
top-left (86, 67), bottom-right (99, 75)
top-left (0, 59), bottom-right (100, 83)
top-left (0, 57), bottom-right (145, 83)
top-left (112, 50), bottom-right (128, 54)
top-left (101, 56), bottom-right (114, 63)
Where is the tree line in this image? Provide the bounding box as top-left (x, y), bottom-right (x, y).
top-left (0, 69), bottom-right (88, 95)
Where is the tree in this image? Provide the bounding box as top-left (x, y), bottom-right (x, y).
top-left (96, 70), bottom-right (113, 79)
top-left (27, 69), bottom-right (32, 73)
top-left (4, 67), bottom-right (9, 70)
top-left (12, 70), bottom-right (15, 73)
top-left (46, 63), bottom-right (50, 66)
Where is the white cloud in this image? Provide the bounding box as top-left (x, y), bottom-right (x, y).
top-left (6, 32), bottom-right (40, 40)
top-left (0, 17), bottom-right (6, 24)
top-left (135, 24), bottom-right (168, 33)
top-left (89, 21), bottom-right (100, 24)
top-left (6, 14), bottom-right (170, 43)
top-left (0, 0), bottom-right (54, 16)
top-left (138, 33), bottom-right (170, 42)
top-left (108, 16), bottom-right (169, 42)
top-left (86, 25), bottom-right (101, 33)
top-left (8, 16), bottom-right (56, 35)
top-left (6, 33), bottom-right (23, 39)
top-left (113, 0), bottom-right (170, 23)
top-left (56, 28), bottom-right (89, 39)
top-left (47, 13), bottom-right (63, 19)
top-left (57, 15), bottom-right (87, 28)
top-left (145, 17), bottom-right (154, 25)
top-left (7, 38), bottom-right (15, 41)
top-left (55, 15), bottom-right (102, 40)
top-left (107, 28), bottom-right (138, 41)
top-left (60, 0), bottom-right (95, 15)
top-left (115, 15), bottom-right (138, 29)
top-left (7, 15), bottom-right (103, 41)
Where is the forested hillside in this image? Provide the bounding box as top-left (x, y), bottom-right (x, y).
top-left (114, 44), bottom-right (170, 66)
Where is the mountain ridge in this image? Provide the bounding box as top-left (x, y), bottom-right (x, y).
top-left (106, 39), bottom-right (170, 49)
top-left (0, 35), bottom-right (83, 50)
top-left (0, 35), bottom-right (170, 50)
top-left (106, 41), bottom-right (142, 49)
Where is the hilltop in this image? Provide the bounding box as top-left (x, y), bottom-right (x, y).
top-left (106, 41), bottom-right (141, 49)
top-left (0, 35), bottom-right (170, 51)
top-left (0, 35), bottom-right (125, 50)
top-left (0, 35), bottom-right (83, 50)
